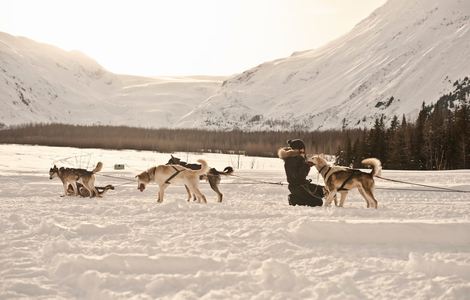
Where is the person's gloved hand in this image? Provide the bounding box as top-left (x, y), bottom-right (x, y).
top-left (306, 161), bottom-right (314, 167)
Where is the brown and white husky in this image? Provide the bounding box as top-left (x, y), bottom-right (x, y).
top-left (49, 162), bottom-right (103, 198)
top-left (136, 159), bottom-right (209, 203)
top-left (309, 155), bottom-right (381, 208)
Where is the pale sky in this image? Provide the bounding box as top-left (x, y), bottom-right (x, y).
top-left (0, 0), bottom-right (386, 77)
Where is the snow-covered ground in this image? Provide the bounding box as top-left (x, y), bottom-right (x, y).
top-left (1, 144), bottom-right (469, 299)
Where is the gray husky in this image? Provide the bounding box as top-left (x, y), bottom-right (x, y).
top-left (49, 162), bottom-right (103, 198)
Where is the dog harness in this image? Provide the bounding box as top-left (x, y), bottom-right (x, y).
top-left (318, 165), bottom-right (335, 183)
top-left (165, 166), bottom-right (184, 184)
top-left (337, 169), bottom-right (362, 191)
top-left (318, 164), bottom-right (360, 192)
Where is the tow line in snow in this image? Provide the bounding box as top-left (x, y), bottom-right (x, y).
top-left (228, 174), bottom-right (470, 194)
top-left (376, 175), bottom-right (470, 194)
top-left (95, 173), bottom-right (470, 194)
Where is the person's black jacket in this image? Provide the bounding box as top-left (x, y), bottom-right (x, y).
top-left (278, 147), bottom-right (311, 188)
top-left (278, 147), bottom-right (323, 207)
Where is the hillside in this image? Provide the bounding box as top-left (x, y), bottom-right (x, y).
top-left (0, 32), bottom-right (223, 128)
top-left (178, 0), bottom-right (470, 130)
top-left (1, 0), bottom-right (469, 131)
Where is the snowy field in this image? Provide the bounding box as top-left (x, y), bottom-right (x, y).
top-left (1, 144), bottom-right (470, 299)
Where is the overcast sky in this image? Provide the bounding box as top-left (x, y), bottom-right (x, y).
top-left (1, 0), bottom-right (386, 77)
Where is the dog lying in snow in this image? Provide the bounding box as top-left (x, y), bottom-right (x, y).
top-left (66, 182), bottom-right (114, 197)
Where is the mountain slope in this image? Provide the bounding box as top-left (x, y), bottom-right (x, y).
top-left (0, 32), bottom-right (223, 128)
top-left (177, 0), bottom-right (470, 130)
top-left (0, 32), bottom-right (118, 126)
top-left (2, 0), bottom-right (469, 131)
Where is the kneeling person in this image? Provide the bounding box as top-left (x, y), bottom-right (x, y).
top-left (278, 139), bottom-right (323, 207)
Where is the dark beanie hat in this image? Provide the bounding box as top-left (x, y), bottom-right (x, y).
top-left (287, 139), bottom-right (305, 150)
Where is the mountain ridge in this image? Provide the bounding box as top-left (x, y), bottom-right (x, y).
top-left (0, 31), bottom-right (224, 128)
top-left (177, 0), bottom-right (470, 131)
top-left (1, 0), bottom-right (469, 131)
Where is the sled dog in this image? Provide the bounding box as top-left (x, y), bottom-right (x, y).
top-left (167, 155), bottom-right (234, 202)
top-left (66, 182), bottom-right (114, 198)
top-left (49, 162), bottom-right (103, 198)
top-left (309, 155), bottom-right (381, 208)
top-left (136, 159), bottom-right (209, 203)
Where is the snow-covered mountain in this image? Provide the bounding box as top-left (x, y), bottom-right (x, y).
top-left (178, 0), bottom-right (470, 130)
top-left (1, 0), bottom-right (469, 131)
top-left (0, 32), bottom-right (224, 128)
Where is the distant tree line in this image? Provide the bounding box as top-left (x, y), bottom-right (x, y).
top-left (0, 123), bottom-right (355, 157)
top-left (336, 77), bottom-right (470, 170)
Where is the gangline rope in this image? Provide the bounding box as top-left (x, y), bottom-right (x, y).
top-left (375, 175), bottom-right (470, 193)
top-left (96, 173), bottom-right (470, 193)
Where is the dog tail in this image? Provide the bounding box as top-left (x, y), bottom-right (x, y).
top-left (361, 158), bottom-right (382, 177)
top-left (92, 162), bottom-right (103, 173)
top-left (212, 166), bottom-right (234, 175)
top-left (222, 166), bottom-right (234, 175)
top-left (97, 184), bottom-right (114, 196)
top-left (195, 159), bottom-right (210, 176)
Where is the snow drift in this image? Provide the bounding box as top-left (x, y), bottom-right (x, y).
top-left (1, 144), bottom-right (469, 299)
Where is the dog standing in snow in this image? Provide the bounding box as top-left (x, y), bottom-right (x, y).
top-left (136, 159), bottom-right (209, 203)
top-left (167, 155), bottom-right (233, 202)
top-left (49, 162), bottom-right (103, 198)
top-left (309, 155), bottom-right (381, 208)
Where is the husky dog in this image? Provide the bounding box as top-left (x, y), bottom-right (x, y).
top-left (309, 155), bottom-right (381, 208)
top-left (49, 162), bottom-right (103, 198)
top-left (66, 182), bottom-right (114, 197)
top-left (136, 159), bottom-right (209, 203)
top-left (167, 155), bottom-right (234, 202)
